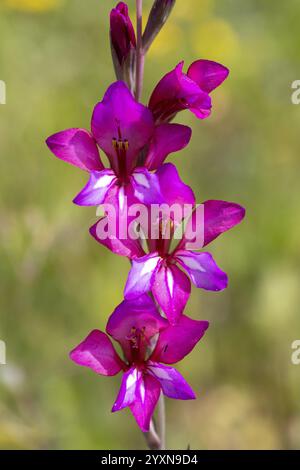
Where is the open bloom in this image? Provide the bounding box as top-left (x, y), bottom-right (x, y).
top-left (149, 60), bottom-right (229, 123)
top-left (46, 81), bottom-right (191, 212)
top-left (70, 295), bottom-right (209, 431)
top-left (91, 163), bottom-right (245, 324)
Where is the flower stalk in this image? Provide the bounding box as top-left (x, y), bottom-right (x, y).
top-left (157, 394), bottom-right (166, 449)
top-left (144, 396), bottom-right (165, 450)
top-left (144, 420), bottom-right (161, 450)
top-left (135, 0), bottom-right (145, 101)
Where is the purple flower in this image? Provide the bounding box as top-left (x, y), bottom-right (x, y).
top-left (70, 295), bottom-right (209, 431)
top-left (91, 163), bottom-right (245, 324)
top-left (149, 60), bottom-right (229, 123)
top-left (46, 81), bottom-right (191, 212)
top-left (110, 3), bottom-right (136, 83)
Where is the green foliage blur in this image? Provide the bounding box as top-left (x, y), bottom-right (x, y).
top-left (1, 0), bottom-right (300, 450)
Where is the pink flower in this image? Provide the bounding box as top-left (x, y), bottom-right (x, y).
top-left (46, 82), bottom-right (191, 212)
top-left (70, 295), bottom-right (209, 431)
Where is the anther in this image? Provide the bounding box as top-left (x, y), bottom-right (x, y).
top-left (112, 138), bottom-right (129, 151)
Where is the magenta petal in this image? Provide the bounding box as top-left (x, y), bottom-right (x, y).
top-left (176, 250), bottom-right (228, 291)
top-left (203, 200), bottom-right (246, 246)
top-left (91, 82), bottom-right (154, 171)
top-left (89, 219), bottom-right (145, 259)
top-left (156, 163), bottom-right (195, 209)
top-left (102, 181), bottom-right (140, 228)
top-left (46, 128), bottom-right (104, 172)
top-left (124, 253), bottom-right (161, 299)
top-left (106, 296), bottom-right (168, 362)
top-left (73, 170), bottom-right (117, 206)
top-left (148, 362), bottom-right (196, 400)
top-left (69, 330), bottom-right (124, 376)
top-left (189, 98), bottom-right (212, 119)
top-left (112, 367), bottom-right (161, 432)
top-left (145, 123), bottom-right (192, 170)
top-left (129, 373), bottom-right (161, 432)
top-left (151, 315), bottom-right (209, 364)
top-left (112, 367), bottom-right (140, 412)
top-left (187, 59), bottom-right (229, 94)
top-left (130, 168), bottom-right (163, 205)
top-left (152, 263), bottom-right (191, 325)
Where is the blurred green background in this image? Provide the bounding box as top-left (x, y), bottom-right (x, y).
top-left (1, 0), bottom-right (300, 450)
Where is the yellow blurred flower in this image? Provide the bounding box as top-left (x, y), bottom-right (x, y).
top-left (192, 17), bottom-right (240, 64)
top-left (4, 0), bottom-right (60, 12)
top-left (143, 0), bottom-right (214, 58)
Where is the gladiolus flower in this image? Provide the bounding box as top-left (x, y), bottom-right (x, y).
top-left (149, 59), bottom-right (229, 123)
top-left (46, 81), bottom-right (191, 213)
top-left (70, 295), bottom-right (209, 431)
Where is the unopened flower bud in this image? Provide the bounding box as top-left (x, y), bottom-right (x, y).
top-left (110, 2), bottom-right (136, 86)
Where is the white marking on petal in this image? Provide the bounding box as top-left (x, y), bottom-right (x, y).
top-left (125, 369), bottom-right (138, 402)
top-left (166, 269), bottom-right (174, 297)
top-left (140, 380), bottom-right (146, 403)
top-left (118, 186), bottom-right (125, 211)
top-left (93, 174), bottom-right (115, 189)
top-left (149, 365), bottom-right (171, 381)
top-left (140, 257), bottom-right (160, 277)
top-left (126, 368), bottom-right (138, 388)
top-left (133, 172), bottom-right (150, 188)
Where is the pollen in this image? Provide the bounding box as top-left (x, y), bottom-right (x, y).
top-left (112, 138), bottom-right (129, 151)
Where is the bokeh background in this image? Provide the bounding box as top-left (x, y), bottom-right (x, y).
top-left (1, 0), bottom-right (300, 450)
